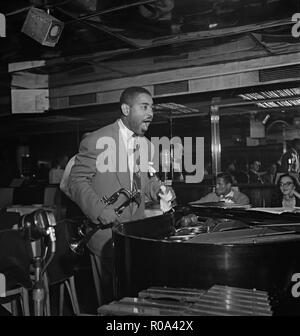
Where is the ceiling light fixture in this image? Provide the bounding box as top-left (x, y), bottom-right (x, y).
top-left (239, 88), bottom-right (300, 109)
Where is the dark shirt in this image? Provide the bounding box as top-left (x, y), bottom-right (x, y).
top-left (248, 170), bottom-right (264, 184)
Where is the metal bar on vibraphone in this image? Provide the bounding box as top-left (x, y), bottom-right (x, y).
top-left (209, 285), bottom-right (270, 298)
top-left (138, 287), bottom-right (206, 302)
top-left (191, 300), bottom-right (272, 316)
top-left (119, 297), bottom-right (195, 315)
top-left (121, 297), bottom-right (192, 309)
top-left (192, 295), bottom-right (272, 315)
top-left (207, 287), bottom-right (270, 303)
top-left (186, 305), bottom-right (248, 316)
top-left (191, 285), bottom-right (272, 316)
top-left (98, 300), bottom-right (194, 316)
top-left (202, 291), bottom-right (270, 305)
top-left (206, 288), bottom-right (271, 307)
top-left (191, 297), bottom-right (272, 316)
top-left (204, 289), bottom-right (270, 305)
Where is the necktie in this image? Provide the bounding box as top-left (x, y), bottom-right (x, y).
top-left (132, 138), bottom-right (141, 193)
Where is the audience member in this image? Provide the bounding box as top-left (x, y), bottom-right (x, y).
top-left (191, 172), bottom-right (250, 205)
top-left (248, 160), bottom-right (264, 184)
top-left (225, 160), bottom-right (238, 184)
top-left (49, 155), bottom-right (69, 184)
top-left (263, 163), bottom-right (278, 184)
top-left (272, 173), bottom-right (300, 209)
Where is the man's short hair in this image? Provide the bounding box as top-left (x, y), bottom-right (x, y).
top-left (217, 172), bottom-right (233, 184)
top-left (120, 86), bottom-right (152, 106)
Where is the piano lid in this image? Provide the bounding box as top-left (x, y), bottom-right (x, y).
top-left (189, 202), bottom-right (251, 209)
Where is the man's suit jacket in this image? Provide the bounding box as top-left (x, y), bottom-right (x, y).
top-left (68, 121), bottom-right (161, 256)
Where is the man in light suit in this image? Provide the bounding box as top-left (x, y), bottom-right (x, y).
top-left (68, 86), bottom-right (175, 303)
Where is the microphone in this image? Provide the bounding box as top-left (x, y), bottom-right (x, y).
top-left (162, 149), bottom-right (171, 172)
top-left (19, 209), bottom-right (57, 316)
top-left (20, 209), bottom-right (56, 251)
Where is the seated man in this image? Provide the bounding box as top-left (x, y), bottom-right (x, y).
top-left (192, 173), bottom-right (250, 205)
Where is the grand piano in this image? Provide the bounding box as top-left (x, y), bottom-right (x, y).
top-left (112, 204), bottom-right (300, 315)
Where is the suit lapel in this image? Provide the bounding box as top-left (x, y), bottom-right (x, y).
top-left (111, 121), bottom-right (131, 191)
top-left (111, 122), bottom-right (151, 216)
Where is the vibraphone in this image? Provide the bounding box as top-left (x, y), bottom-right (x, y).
top-left (98, 285), bottom-right (272, 316)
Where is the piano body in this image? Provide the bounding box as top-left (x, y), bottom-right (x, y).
top-left (112, 205), bottom-right (300, 314)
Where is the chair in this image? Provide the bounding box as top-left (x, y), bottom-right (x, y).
top-left (90, 253), bottom-right (103, 307)
top-left (0, 272), bottom-right (30, 316)
top-left (46, 219), bottom-right (81, 315)
top-left (0, 230), bottom-right (32, 316)
top-left (28, 243), bottom-right (80, 316)
top-left (44, 186), bottom-right (67, 220)
top-left (89, 251), bottom-right (114, 307)
top-left (57, 275), bottom-right (80, 316)
top-left (0, 187), bottom-right (14, 209)
top-left (44, 186), bottom-right (59, 207)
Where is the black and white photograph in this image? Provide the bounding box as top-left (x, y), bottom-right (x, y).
top-left (0, 0), bottom-right (300, 318)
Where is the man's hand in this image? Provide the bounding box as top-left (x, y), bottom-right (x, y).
top-left (223, 196), bottom-right (235, 204)
top-left (293, 190), bottom-right (300, 200)
top-left (158, 185), bottom-right (176, 213)
top-left (158, 185), bottom-right (176, 200)
top-left (98, 205), bottom-right (119, 225)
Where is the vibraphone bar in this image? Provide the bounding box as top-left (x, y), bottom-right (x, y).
top-left (98, 285), bottom-right (272, 316)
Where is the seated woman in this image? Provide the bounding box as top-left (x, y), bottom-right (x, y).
top-left (272, 174), bottom-right (300, 209)
top-left (190, 173), bottom-right (250, 206)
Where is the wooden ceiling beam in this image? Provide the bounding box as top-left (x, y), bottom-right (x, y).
top-left (64, 0), bottom-right (158, 25)
top-left (56, 6), bottom-right (140, 48)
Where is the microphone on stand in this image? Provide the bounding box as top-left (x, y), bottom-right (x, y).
top-left (161, 149), bottom-right (171, 183)
top-left (19, 209), bottom-right (56, 316)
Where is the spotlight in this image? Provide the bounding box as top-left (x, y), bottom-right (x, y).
top-left (21, 7), bottom-right (64, 47)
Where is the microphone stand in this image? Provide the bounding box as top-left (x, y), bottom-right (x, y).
top-left (32, 227), bottom-right (56, 316)
top-left (20, 209), bottom-right (57, 316)
top-left (32, 257), bottom-right (44, 316)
